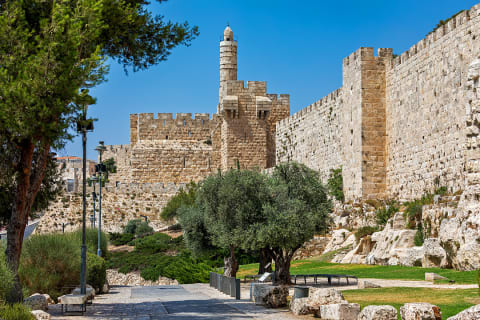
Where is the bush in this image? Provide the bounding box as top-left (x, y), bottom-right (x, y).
top-left (109, 232), bottom-right (134, 246)
top-left (375, 204), bottom-right (399, 227)
top-left (134, 233), bottom-right (171, 254)
top-left (327, 168), bottom-right (344, 202)
top-left (160, 182), bottom-right (197, 221)
top-left (124, 219), bottom-right (153, 237)
top-left (414, 224), bottom-right (425, 246)
top-left (87, 252), bottom-right (106, 292)
top-left (0, 241), bottom-right (14, 302)
top-left (68, 228), bottom-right (108, 257)
top-left (0, 303), bottom-right (34, 320)
top-left (19, 233), bottom-right (80, 300)
top-left (355, 226), bottom-right (379, 241)
top-left (404, 201), bottom-right (423, 229)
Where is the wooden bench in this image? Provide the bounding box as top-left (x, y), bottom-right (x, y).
top-left (292, 273), bottom-right (358, 286)
top-left (58, 294), bottom-right (88, 315)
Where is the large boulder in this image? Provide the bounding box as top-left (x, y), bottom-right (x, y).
top-left (447, 304), bottom-right (480, 320)
top-left (358, 305), bottom-right (397, 320)
top-left (423, 238), bottom-right (447, 268)
top-left (23, 293), bottom-right (48, 311)
top-left (290, 297), bottom-right (312, 316)
top-left (308, 288), bottom-right (346, 308)
top-left (318, 303), bottom-right (360, 320)
top-left (400, 303), bottom-right (442, 320)
top-left (31, 310), bottom-right (50, 320)
top-left (251, 284), bottom-right (288, 308)
top-left (323, 229), bottom-right (355, 253)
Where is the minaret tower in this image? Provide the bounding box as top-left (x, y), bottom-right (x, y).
top-left (219, 26), bottom-right (237, 101)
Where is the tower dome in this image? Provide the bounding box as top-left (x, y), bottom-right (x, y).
top-left (224, 26), bottom-right (233, 41)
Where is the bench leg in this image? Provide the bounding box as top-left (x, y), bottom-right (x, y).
top-left (304, 276), bottom-right (307, 284)
top-left (328, 277), bottom-right (331, 286)
top-left (347, 277), bottom-right (350, 285)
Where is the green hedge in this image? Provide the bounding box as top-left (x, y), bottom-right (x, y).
top-left (109, 232), bottom-right (134, 246)
top-left (124, 219), bottom-right (153, 237)
top-left (134, 233), bottom-right (171, 254)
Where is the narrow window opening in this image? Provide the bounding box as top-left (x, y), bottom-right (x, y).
top-left (166, 135), bottom-right (169, 140)
top-left (188, 131), bottom-right (191, 137)
top-left (201, 119), bottom-right (205, 125)
top-left (163, 119), bottom-right (166, 126)
top-left (183, 157), bottom-right (186, 168)
top-left (183, 119), bottom-right (186, 126)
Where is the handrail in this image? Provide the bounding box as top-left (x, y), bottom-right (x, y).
top-left (209, 272), bottom-right (240, 300)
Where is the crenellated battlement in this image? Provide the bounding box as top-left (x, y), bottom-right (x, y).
top-left (130, 112), bottom-right (216, 144)
top-left (391, 5), bottom-right (478, 68)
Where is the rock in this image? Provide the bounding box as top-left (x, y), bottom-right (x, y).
top-left (31, 310), bottom-right (50, 320)
top-left (106, 269), bottom-right (178, 286)
top-left (323, 229), bottom-right (355, 253)
top-left (400, 303), bottom-right (442, 320)
top-left (290, 297), bottom-right (312, 315)
top-left (423, 238), bottom-right (447, 268)
top-left (358, 305), bottom-right (397, 320)
top-left (42, 294), bottom-right (54, 305)
top-left (251, 284), bottom-right (288, 308)
top-left (308, 288), bottom-right (346, 308)
top-left (425, 272), bottom-right (448, 281)
top-left (24, 293), bottom-right (48, 311)
top-left (447, 304), bottom-right (480, 319)
top-left (358, 280), bottom-right (381, 289)
top-left (318, 303), bottom-right (361, 319)
top-left (72, 284), bottom-right (95, 300)
top-left (392, 212), bottom-right (406, 230)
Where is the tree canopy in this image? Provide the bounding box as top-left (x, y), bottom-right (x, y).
top-left (0, 0), bottom-right (198, 302)
top-left (179, 162), bottom-right (332, 282)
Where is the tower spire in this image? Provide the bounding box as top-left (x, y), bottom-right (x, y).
top-left (219, 25), bottom-right (237, 102)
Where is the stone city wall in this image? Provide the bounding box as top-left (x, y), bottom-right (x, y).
top-left (276, 3), bottom-right (480, 201)
top-left (385, 7), bottom-right (480, 200)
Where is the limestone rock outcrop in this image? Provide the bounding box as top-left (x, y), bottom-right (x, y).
top-left (447, 304), bottom-right (480, 320)
top-left (23, 293), bottom-right (48, 311)
top-left (251, 284), bottom-right (288, 308)
top-left (31, 310), bottom-right (50, 320)
top-left (318, 303), bottom-right (360, 320)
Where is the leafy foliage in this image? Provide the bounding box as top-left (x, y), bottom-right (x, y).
top-left (161, 181), bottom-right (197, 221)
top-left (134, 232), bottom-right (172, 254)
top-left (0, 303), bottom-right (34, 320)
top-left (68, 228), bottom-right (108, 257)
top-left (86, 252), bottom-right (107, 292)
top-left (375, 203), bottom-right (399, 227)
top-left (414, 224), bottom-right (425, 246)
top-left (0, 241), bottom-right (14, 303)
top-left (327, 167), bottom-right (344, 202)
top-left (427, 10), bottom-right (465, 36)
top-left (18, 231), bottom-right (108, 300)
top-left (108, 232), bottom-right (134, 246)
top-left (124, 219), bottom-right (153, 237)
top-left (355, 226), bottom-right (379, 241)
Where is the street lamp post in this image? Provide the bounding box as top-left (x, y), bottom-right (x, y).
top-left (95, 141), bottom-right (106, 257)
top-left (91, 174), bottom-right (98, 228)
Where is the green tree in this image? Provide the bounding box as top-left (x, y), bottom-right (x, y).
top-left (258, 162), bottom-right (332, 284)
top-left (161, 181), bottom-right (197, 222)
top-left (0, 0), bottom-right (198, 302)
top-left (180, 169), bottom-right (270, 277)
top-left (327, 167), bottom-right (344, 202)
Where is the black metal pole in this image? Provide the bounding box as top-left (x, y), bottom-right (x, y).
top-left (80, 111), bottom-right (87, 295)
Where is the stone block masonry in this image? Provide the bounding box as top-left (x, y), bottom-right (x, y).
top-left (277, 3), bottom-right (480, 202)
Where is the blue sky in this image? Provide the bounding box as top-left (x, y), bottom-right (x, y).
top-left (62, 0), bottom-right (478, 160)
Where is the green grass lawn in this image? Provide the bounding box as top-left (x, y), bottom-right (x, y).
top-left (238, 259), bottom-right (478, 284)
top-left (343, 288), bottom-right (480, 319)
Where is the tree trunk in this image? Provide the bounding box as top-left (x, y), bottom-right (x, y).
top-left (273, 251), bottom-right (292, 285)
top-left (258, 247), bottom-right (272, 274)
top-left (6, 141), bottom-right (49, 303)
top-left (223, 246), bottom-right (238, 278)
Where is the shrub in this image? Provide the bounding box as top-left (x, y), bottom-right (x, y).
top-left (134, 233), bottom-right (171, 254)
top-left (124, 219), bottom-right (153, 237)
top-left (109, 232), bottom-right (134, 246)
top-left (0, 303), bottom-right (34, 320)
top-left (19, 233), bottom-right (80, 300)
top-left (375, 204), bottom-right (399, 227)
top-left (0, 241), bottom-right (14, 302)
top-left (404, 201), bottom-right (423, 229)
top-left (87, 252), bottom-right (106, 292)
top-left (68, 228), bottom-right (108, 257)
top-left (327, 168), bottom-right (344, 202)
top-left (160, 182), bottom-right (197, 221)
top-left (414, 224), bottom-right (425, 246)
top-left (355, 226), bottom-right (379, 241)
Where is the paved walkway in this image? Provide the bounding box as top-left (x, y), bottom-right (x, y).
top-left (49, 284), bottom-right (298, 320)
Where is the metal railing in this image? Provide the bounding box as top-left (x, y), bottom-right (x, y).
top-left (209, 272), bottom-right (240, 300)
